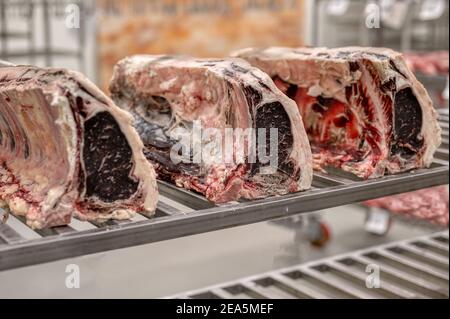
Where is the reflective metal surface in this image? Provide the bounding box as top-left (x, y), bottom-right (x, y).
top-left (169, 231), bottom-right (449, 299)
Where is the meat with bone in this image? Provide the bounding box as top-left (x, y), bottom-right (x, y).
top-left (233, 47), bottom-right (442, 179)
top-left (110, 55), bottom-right (312, 203)
top-left (0, 63), bottom-right (158, 229)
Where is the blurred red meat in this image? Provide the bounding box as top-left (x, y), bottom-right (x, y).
top-left (365, 186), bottom-right (449, 226)
top-left (404, 51), bottom-right (449, 76)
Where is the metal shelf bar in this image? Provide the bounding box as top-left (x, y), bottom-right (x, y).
top-left (400, 244), bottom-right (449, 266)
top-left (270, 274), bottom-right (330, 299)
top-left (312, 172), bottom-right (352, 186)
top-left (157, 181), bottom-right (214, 210)
top-left (298, 267), bottom-right (374, 299)
top-left (168, 232), bottom-right (449, 299)
top-left (0, 121), bottom-right (448, 271)
top-left (1, 50), bottom-right (82, 59)
top-left (420, 238), bottom-right (449, 252)
top-left (156, 201), bottom-right (183, 216)
top-left (370, 250), bottom-right (449, 281)
top-left (0, 164), bottom-right (448, 271)
top-left (354, 255), bottom-right (447, 297)
top-left (326, 260), bottom-right (418, 298)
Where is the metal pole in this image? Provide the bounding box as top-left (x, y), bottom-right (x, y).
top-left (28, 1), bottom-right (36, 65)
top-left (311, 0), bottom-right (320, 46)
top-left (375, 0), bottom-right (384, 47)
top-left (77, 0), bottom-right (85, 73)
top-left (42, 0), bottom-right (51, 66)
top-left (0, 0), bottom-right (8, 59)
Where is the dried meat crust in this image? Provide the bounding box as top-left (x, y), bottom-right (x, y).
top-left (0, 65), bottom-right (158, 229)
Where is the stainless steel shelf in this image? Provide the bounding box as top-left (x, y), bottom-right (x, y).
top-left (168, 231), bottom-right (449, 299)
top-left (0, 110), bottom-right (448, 271)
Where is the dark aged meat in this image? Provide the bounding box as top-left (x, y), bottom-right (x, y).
top-left (110, 55), bottom-right (312, 203)
top-left (233, 47), bottom-right (442, 179)
top-left (365, 186), bottom-right (449, 226)
top-left (0, 63), bottom-right (158, 229)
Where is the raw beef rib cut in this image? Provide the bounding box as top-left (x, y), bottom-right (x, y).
top-left (110, 55), bottom-right (312, 203)
top-left (0, 63), bottom-right (158, 229)
top-left (233, 47), bottom-right (442, 179)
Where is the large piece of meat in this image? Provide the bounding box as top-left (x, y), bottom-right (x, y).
top-left (110, 55), bottom-right (312, 202)
top-left (0, 63), bottom-right (158, 229)
top-left (233, 47), bottom-right (442, 179)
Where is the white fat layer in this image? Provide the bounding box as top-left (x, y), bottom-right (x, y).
top-left (0, 81), bottom-right (77, 226)
top-left (74, 208), bottom-right (136, 222)
top-left (232, 47), bottom-right (363, 103)
top-left (0, 66), bottom-right (158, 228)
top-left (0, 185), bottom-right (18, 195)
top-left (41, 92), bottom-right (78, 212)
top-left (8, 197), bottom-right (29, 216)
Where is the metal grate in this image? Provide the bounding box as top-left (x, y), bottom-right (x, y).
top-left (168, 231), bottom-right (449, 299)
top-left (0, 109), bottom-right (448, 271)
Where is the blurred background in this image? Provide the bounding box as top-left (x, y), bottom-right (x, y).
top-left (0, 0), bottom-right (448, 89)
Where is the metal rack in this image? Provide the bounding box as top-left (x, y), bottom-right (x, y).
top-left (0, 109), bottom-right (448, 271)
top-left (168, 231), bottom-right (449, 299)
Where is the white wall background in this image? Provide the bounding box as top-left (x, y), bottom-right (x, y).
top-left (1, 0), bottom-right (448, 85)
